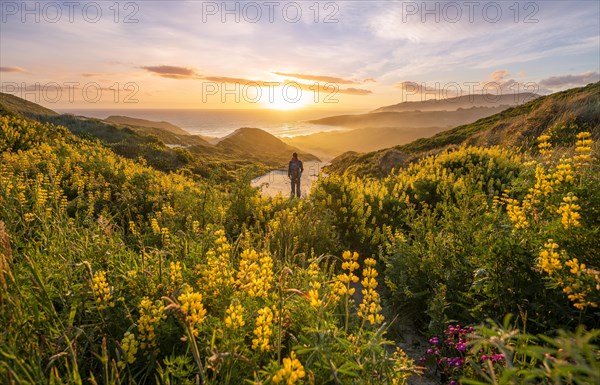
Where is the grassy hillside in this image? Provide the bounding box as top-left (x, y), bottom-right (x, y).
top-left (2, 108), bottom-right (598, 385)
top-left (0, 112), bottom-right (418, 384)
top-left (0, 92), bottom-right (58, 116)
top-left (329, 82), bottom-right (600, 177)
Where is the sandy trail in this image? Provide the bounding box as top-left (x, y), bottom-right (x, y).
top-left (251, 161), bottom-right (328, 198)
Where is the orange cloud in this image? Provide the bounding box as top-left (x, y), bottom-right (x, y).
top-left (282, 81), bottom-right (371, 96)
top-left (490, 70), bottom-right (510, 82)
top-left (0, 66), bottom-right (26, 73)
top-left (339, 87), bottom-right (372, 96)
top-left (142, 65), bottom-right (200, 79)
top-left (202, 76), bottom-right (372, 96)
top-left (273, 72), bottom-right (359, 84)
top-left (202, 76), bottom-right (277, 87)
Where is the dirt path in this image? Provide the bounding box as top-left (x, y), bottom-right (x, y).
top-left (394, 324), bottom-right (441, 385)
top-left (251, 161), bottom-right (327, 198)
top-left (349, 282), bottom-right (439, 384)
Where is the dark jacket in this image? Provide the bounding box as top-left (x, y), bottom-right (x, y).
top-left (288, 158), bottom-right (303, 179)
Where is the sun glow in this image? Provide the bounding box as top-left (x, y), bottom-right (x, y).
top-left (259, 85), bottom-right (311, 110)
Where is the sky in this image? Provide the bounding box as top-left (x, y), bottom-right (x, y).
top-left (1, 0), bottom-right (599, 111)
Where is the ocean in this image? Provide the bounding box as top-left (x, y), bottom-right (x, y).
top-left (55, 108), bottom-right (362, 138)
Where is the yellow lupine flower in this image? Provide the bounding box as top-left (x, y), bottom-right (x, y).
top-left (574, 131), bottom-right (593, 167)
top-left (553, 158), bottom-right (574, 184)
top-left (533, 165), bottom-right (554, 197)
top-left (557, 194), bottom-right (581, 229)
top-left (537, 241), bottom-right (561, 275)
top-left (307, 288), bottom-right (322, 308)
top-left (192, 220), bottom-right (200, 234)
top-left (150, 218), bottom-right (160, 235)
top-left (168, 261), bottom-right (183, 292)
top-left (118, 331), bottom-right (138, 368)
top-left (358, 258), bottom-right (384, 325)
top-left (128, 221), bottom-right (138, 235)
top-left (178, 288), bottom-right (207, 336)
top-left (505, 198), bottom-right (528, 229)
top-left (272, 351), bottom-right (306, 385)
top-left (198, 229), bottom-right (235, 298)
top-left (565, 258), bottom-right (585, 275)
top-left (138, 297), bottom-right (165, 352)
top-left (160, 227), bottom-right (170, 245)
top-left (224, 302), bottom-right (245, 329)
top-left (252, 306), bottom-right (274, 352)
top-left (537, 134), bottom-right (552, 156)
top-left (92, 270), bottom-right (114, 310)
top-left (236, 249), bottom-right (273, 298)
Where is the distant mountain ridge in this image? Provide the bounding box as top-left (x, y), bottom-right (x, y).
top-left (327, 82), bottom-right (600, 177)
top-left (287, 93), bottom-right (541, 159)
top-left (373, 92), bottom-right (539, 112)
top-left (105, 115), bottom-right (192, 136)
top-left (103, 115), bottom-right (212, 147)
top-left (309, 105), bottom-right (511, 129)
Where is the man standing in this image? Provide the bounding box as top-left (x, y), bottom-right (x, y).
top-left (288, 152), bottom-right (304, 198)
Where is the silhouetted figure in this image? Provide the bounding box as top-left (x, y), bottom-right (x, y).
top-left (288, 152), bottom-right (303, 198)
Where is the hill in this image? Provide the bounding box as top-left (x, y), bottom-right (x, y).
top-left (0, 92), bottom-right (58, 116)
top-left (373, 92), bottom-right (539, 112)
top-left (217, 127), bottom-right (320, 162)
top-left (308, 105), bottom-right (508, 129)
top-left (328, 82), bottom-right (600, 177)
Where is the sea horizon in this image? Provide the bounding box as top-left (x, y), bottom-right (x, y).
top-left (54, 108), bottom-right (367, 138)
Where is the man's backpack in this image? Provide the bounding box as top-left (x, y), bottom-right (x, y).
top-left (289, 159), bottom-right (301, 179)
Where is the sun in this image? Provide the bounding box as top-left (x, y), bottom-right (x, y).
top-left (259, 85), bottom-right (309, 110)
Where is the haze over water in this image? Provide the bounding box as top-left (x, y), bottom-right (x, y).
top-left (56, 108), bottom-right (363, 138)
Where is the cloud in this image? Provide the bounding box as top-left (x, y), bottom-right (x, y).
top-left (0, 66), bottom-right (26, 73)
top-left (272, 72), bottom-right (359, 84)
top-left (272, 80), bottom-right (368, 95)
top-left (490, 70), bottom-right (510, 82)
top-left (202, 76), bottom-right (372, 96)
top-left (202, 76), bottom-right (276, 87)
top-left (279, 81), bottom-right (372, 96)
top-left (142, 65), bottom-right (200, 79)
top-left (0, 83), bottom-right (135, 93)
top-left (82, 73), bottom-right (98, 77)
top-left (539, 72), bottom-right (599, 89)
top-left (479, 70), bottom-right (537, 95)
top-left (339, 87), bottom-right (372, 96)
top-left (363, 78), bottom-right (377, 83)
